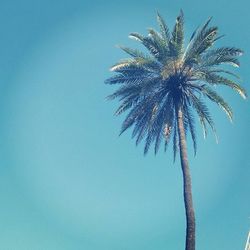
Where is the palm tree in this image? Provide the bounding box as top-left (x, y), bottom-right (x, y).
top-left (105, 10), bottom-right (246, 250)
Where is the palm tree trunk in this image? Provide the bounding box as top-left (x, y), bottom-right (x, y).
top-left (176, 107), bottom-right (196, 250)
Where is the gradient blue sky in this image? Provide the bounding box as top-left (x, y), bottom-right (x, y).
top-left (0, 0), bottom-right (249, 249)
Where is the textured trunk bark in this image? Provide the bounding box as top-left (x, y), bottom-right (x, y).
top-left (177, 107), bottom-right (196, 250)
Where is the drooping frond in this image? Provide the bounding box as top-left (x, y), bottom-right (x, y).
top-left (133, 111), bottom-right (153, 146)
top-left (152, 95), bottom-right (175, 154)
top-left (144, 129), bottom-right (154, 155)
top-left (189, 82), bottom-right (233, 121)
top-left (119, 99), bottom-right (147, 135)
top-left (114, 96), bottom-right (138, 116)
top-left (196, 72), bottom-right (247, 99)
top-left (201, 47), bottom-right (243, 67)
top-left (184, 103), bottom-right (197, 155)
top-left (200, 85), bottom-right (233, 121)
top-left (173, 118), bottom-right (179, 161)
top-left (189, 94), bottom-right (217, 141)
top-left (207, 69), bottom-right (240, 79)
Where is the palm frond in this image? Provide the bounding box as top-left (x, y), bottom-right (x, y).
top-left (133, 112), bottom-right (152, 145)
top-left (109, 57), bottom-right (161, 74)
top-left (170, 10), bottom-right (184, 58)
top-left (199, 72), bottom-right (247, 99)
top-left (119, 98), bottom-right (149, 135)
top-left (105, 73), bottom-right (152, 85)
top-left (153, 95), bottom-right (175, 154)
top-left (184, 17), bottom-right (219, 65)
top-left (147, 28), bottom-right (169, 61)
top-left (184, 103), bottom-right (197, 155)
top-left (201, 85), bottom-right (233, 121)
top-left (201, 47), bottom-right (243, 67)
top-left (156, 11), bottom-right (171, 43)
top-left (144, 129), bottom-right (154, 155)
top-left (129, 32), bottom-right (162, 59)
top-left (208, 69), bottom-right (240, 79)
top-left (173, 118), bottom-right (178, 161)
top-left (118, 45), bottom-right (150, 58)
top-left (189, 94), bottom-right (217, 142)
top-left (114, 96), bottom-right (139, 116)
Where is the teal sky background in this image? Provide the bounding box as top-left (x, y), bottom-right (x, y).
top-left (0, 0), bottom-right (249, 249)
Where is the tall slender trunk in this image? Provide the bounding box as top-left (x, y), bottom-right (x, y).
top-left (176, 107), bottom-right (196, 250)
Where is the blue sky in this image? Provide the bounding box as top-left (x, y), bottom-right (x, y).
top-left (0, 0), bottom-right (249, 249)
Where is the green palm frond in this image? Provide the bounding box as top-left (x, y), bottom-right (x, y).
top-left (189, 94), bottom-right (218, 142)
top-left (173, 118), bottom-right (179, 161)
top-left (197, 72), bottom-right (247, 99)
top-left (153, 96), bottom-right (175, 154)
top-left (115, 98), bottom-right (137, 116)
top-left (109, 57), bottom-right (161, 74)
top-left (201, 47), bottom-right (243, 67)
top-left (184, 104), bottom-right (197, 155)
top-left (105, 74), bottom-right (150, 85)
top-left (156, 11), bottom-right (171, 43)
top-left (170, 10), bottom-right (184, 58)
top-left (189, 83), bottom-right (233, 121)
top-left (129, 32), bottom-right (162, 59)
top-left (148, 28), bottom-right (164, 46)
top-left (118, 45), bottom-right (150, 58)
top-left (147, 28), bottom-right (169, 61)
top-left (201, 85), bottom-right (233, 121)
top-left (184, 17), bottom-right (218, 65)
top-left (208, 69), bottom-right (240, 79)
top-left (132, 112), bottom-right (151, 145)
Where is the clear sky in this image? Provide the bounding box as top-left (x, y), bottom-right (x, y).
top-left (0, 0), bottom-right (249, 249)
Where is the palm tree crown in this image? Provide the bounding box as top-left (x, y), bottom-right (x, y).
top-left (105, 10), bottom-right (246, 156)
